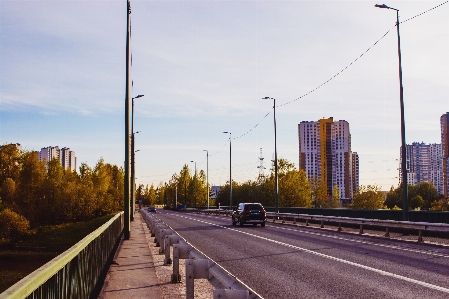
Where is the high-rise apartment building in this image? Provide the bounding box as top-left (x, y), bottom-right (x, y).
top-left (39, 146), bottom-right (77, 172)
top-left (441, 112), bottom-right (449, 197)
top-left (399, 142), bottom-right (444, 195)
top-left (298, 117), bottom-right (359, 201)
top-left (61, 147), bottom-right (77, 172)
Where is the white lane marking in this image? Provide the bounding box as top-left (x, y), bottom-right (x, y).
top-left (199, 212), bottom-right (449, 258)
top-left (173, 213), bottom-right (449, 294)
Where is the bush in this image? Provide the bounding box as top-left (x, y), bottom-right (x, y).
top-left (0, 208), bottom-right (30, 241)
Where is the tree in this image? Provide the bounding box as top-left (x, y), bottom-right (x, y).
top-left (384, 186), bottom-right (401, 209)
top-left (0, 208), bottom-right (30, 241)
top-left (278, 168), bottom-right (311, 207)
top-left (351, 185), bottom-right (386, 209)
top-left (409, 195), bottom-right (424, 210)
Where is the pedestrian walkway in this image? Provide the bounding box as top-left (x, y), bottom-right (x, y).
top-left (98, 213), bottom-right (163, 299)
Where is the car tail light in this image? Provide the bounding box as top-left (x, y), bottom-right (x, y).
top-left (262, 209), bottom-right (266, 214)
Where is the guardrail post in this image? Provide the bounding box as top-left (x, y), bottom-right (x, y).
top-left (159, 229), bottom-right (173, 254)
top-left (305, 219), bottom-right (309, 226)
top-left (273, 216), bottom-right (276, 223)
top-left (172, 244), bottom-right (191, 283)
top-left (165, 234), bottom-right (180, 265)
top-left (359, 224), bottom-right (364, 234)
top-left (186, 259), bottom-right (210, 299)
top-left (293, 217), bottom-right (297, 225)
top-left (213, 289), bottom-right (249, 299)
top-left (282, 217), bottom-right (285, 224)
top-left (384, 227), bottom-right (390, 238)
top-left (320, 220), bottom-right (324, 228)
top-left (337, 223), bottom-right (342, 232)
top-left (418, 230), bottom-right (423, 243)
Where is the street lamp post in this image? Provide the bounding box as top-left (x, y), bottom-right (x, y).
top-left (203, 150), bottom-right (209, 209)
top-left (223, 132), bottom-right (232, 209)
top-left (191, 161), bottom-right (197, 208)
top-left (263, 97), bottom-right (279, 213)
top-left (124, 0), bottom-right (132, 240)
top-left (375, 4), bottom-right (408, 220)
top-left (131, 94), bottom-right (144, 221)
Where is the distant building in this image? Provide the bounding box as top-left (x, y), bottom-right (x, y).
top-left (298, 117), bottom-right (359, 202)
top-left (399, 142), bottom-right (444, 195)
top-left (210, 186), bottom-right (221, 199)
top-left (61, 147), bottom-right (76, 171)
top-left (39, 146), bottom-right (77, 172)
top-left (441, 112), bottom-right (449, 197)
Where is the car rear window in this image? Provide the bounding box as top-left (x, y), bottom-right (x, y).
top-left (244, 204), bottom-right (263, 211)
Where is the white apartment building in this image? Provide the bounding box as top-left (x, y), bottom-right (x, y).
top-left (298, 117), bottom-right (359, 201)
top-left (39, 146), bottom-right (77, 172)
top-left (399, 142), bottom-right (444, 195)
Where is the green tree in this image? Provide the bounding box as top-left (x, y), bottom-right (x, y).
top-left (351, 185), bottom-right (386, 209)
top-left (409, 195), bottom-right (424, 210)
top-left (16, 151), bottom-right (47, 227)
top-left (0, 208), bottom-right (30, 241)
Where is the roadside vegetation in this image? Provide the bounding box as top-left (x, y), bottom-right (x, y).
top-left (0, 144), bottom-right (122, 293)
top-left (137, 154), bottom-right (447, 211)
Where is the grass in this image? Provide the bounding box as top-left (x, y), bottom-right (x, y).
top-left (0, 214), bottom-right (116, 294)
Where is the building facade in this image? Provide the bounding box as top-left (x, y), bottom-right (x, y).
top-left (298, 117), bottom-right (359, 201)
top-left (441, 112), bottom-right (449, 197)
top-left (39, 146), bottom-right (77, 172)
top-left (399, 142), bottom-right (444, 195)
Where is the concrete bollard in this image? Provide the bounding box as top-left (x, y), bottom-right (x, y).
top-left (186, 259), bottom-right (210, 299)
top-left (213, 289), bottom-right (249, 299)
top-left (171, 244), bottom-right (191, 283)
top-left (164, 234), bottom-right (180, 265)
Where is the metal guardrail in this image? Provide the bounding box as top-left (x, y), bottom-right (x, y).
top-left (0, 212), bottom-right (124, 299)
top-left (141, 209), bottom-right (262, 299)
top-left (195, 208), bottom-right (449, 243)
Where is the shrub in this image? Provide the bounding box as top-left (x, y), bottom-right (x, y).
top-left (0, 208), bottom-right (30, 241)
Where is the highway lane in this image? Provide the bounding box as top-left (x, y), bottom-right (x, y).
top-left (154, 210), bottom-right (449, 299)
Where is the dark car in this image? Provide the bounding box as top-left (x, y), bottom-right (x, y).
top-left (232, 203), bottom-right (266, 227)
top-left (148, 206), bottom-right (157, 213)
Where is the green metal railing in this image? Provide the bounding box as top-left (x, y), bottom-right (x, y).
top-left (0, 212), bottom-right (124, 299)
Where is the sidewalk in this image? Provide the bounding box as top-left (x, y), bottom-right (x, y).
top-left (98, 212), bottom-right (216, 299)
top-left (98, 213), bottom-right (163, 299)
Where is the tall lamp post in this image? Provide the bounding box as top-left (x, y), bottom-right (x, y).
top-left (131, 94), bottom-right (144, 221)
top-left (375, 4), bottom-right (408, 220)
top-left (203, 150), bottom-right (209, 209)
top-left (262, 97), bottom-right (279, 213)
top-left (124, 0), bottom-right (132, 240)
top-left (191, 161), bottom-right (197, 208)
top-left (223, 132), bottom-right (232, 209)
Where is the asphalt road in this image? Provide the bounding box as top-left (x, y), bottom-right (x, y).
top-left (154, 210), bottom-right (449, 299)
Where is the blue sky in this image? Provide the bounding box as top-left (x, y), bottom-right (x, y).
top-left (1, 0), bottom-right (448, 191)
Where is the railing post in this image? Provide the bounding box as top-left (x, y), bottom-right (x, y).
top-left (165, 235), bottom-right (180, 265)
top-left (186, 259), bottom-right (210, 299)
top-left (172, 244), bottom-right (191, 283)
top-left (321, 220), bottom-right (324, 228)
top-left (337, 223), bottom-right (342, 232)
top-left (359, 224), bottom-right (364, 234)
top-left (418, 230), bottom-right (423, 243)
top-left (385, 227), bottom-right (390, 238)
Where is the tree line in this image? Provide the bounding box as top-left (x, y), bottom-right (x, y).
top-left (137, 157), bottom-right (449, 211)
top-left (0, 144), bottom-right (124, 240)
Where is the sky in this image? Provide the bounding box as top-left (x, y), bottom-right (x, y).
top-left (1, 0), bottom-right (448, 191)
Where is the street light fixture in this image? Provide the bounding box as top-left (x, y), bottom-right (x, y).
top-left (131, 95), bottom-right (144, 222)
top-left (203, 150), bottom-right (209, 209)
top-left (223, 132), bottom-right (232, 209)
top-left (262, 97), bottom-right (279, 214)
top-left (375, 4), bottom-right (408, 220)
top-left (191, 160), bottom-right (197, 208)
